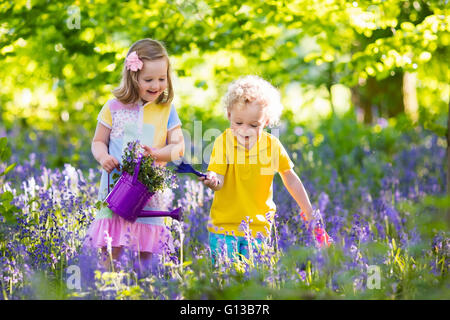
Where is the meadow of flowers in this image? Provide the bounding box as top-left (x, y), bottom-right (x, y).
top-left (0, 114), bottom-right (448, 300)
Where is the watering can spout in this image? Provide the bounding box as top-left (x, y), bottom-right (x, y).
top-left (139, 207), bottom-right (182, 221)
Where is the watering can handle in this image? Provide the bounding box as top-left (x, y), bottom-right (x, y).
top-left (108, 155), bottom-right (142, 194)
top-left (106, 154), bottom-right (141, 195)
top-left (132, 154), bottom-right (142, 185)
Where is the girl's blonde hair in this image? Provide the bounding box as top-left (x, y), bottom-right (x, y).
top-left (223, 75), bottom-right (283, 127)
top-left (113, 39), bottom-right (174, 105)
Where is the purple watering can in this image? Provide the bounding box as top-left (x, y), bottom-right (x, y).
top-left (105, 155), bottom-right (182, 223)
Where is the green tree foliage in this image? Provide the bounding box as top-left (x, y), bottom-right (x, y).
top-left (0, 0), bottom-right (448, 167)
top-left (0, 137), bottom-right (18, 226)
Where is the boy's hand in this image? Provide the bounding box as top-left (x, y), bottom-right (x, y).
top-left (312, 227), bottom-right (333, 248)
top-left (99, 154), bottom-right (120, 173)
top-left (199, 172), bottom-right (220, 190)
top-left (300, 210), bottom-right (333, 248)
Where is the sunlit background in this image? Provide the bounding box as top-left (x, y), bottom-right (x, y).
top-left (0, 0), bottom-right (448, 169)
top-left (0, 0), bottom-right (449, 300)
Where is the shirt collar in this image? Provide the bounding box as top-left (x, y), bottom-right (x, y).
top-left (139, 99), bottom-right (157, 108)
top-left (225, 128), bottom-right (270, 156)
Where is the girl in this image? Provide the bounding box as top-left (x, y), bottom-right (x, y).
top-left (85, 39), bottom-right (184, 271)
top-left (199, 75), bottom-right (332, 263)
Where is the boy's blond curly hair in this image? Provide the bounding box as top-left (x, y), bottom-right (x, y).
top-left (223, 75), bottom-right (283, 127)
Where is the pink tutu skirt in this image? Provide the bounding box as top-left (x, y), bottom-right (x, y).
top-left (84, 208), bottom-right (174, 254)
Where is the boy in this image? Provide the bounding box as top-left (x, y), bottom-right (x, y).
top-left (200, 75), bottom-right (332, 262)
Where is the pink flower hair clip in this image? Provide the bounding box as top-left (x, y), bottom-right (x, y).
top-left (125, 51), bottom-right (143, 72)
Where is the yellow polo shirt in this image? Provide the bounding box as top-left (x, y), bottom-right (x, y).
top-left (207, 128), bottom-right (294, 237)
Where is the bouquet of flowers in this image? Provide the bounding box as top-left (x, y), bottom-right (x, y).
top-left (120, 140), bottom-right (178, 194)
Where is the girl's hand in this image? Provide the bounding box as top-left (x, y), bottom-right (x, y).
top-left (141, 145), bottom-right (165, 166)
top-left (199, 172), bottom-right (220, 190)
top-left (141, 144), bottom-right (155, 158)
top-left (99, 154), bottom-right (120, 174)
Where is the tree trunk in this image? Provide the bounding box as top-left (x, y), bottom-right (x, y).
top-left (327, 62), bottom-right (335, 115)
top-left (350, 74), bottom-right (405, 125)
top-left (385, 72), bottom-right (405, 118)
top-left (403, 72), bottom-right (419, 123)
top-left (351, 86), bottom-right (372, 124)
